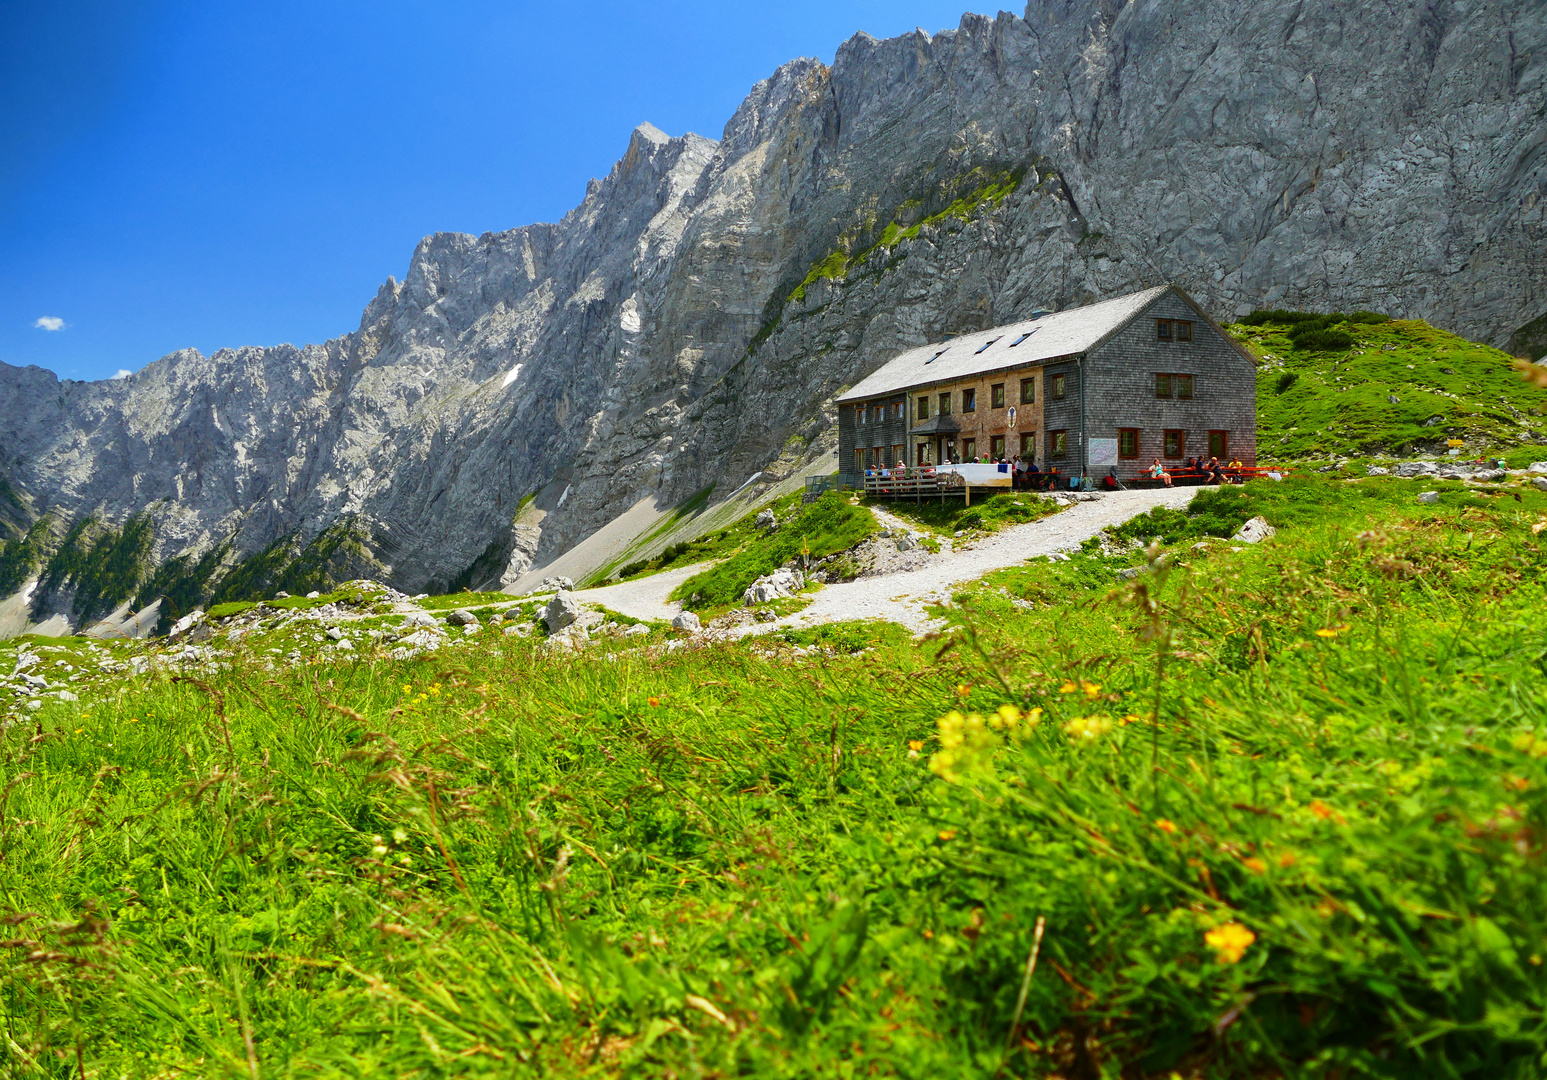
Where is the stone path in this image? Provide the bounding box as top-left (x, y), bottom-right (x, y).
top-left (572, 487), bottom-right (1198, 634)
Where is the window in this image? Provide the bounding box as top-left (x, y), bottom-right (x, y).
top-left (925, 349), bottom-right (948, 364)
top-left (1155, 373), bottom-right (1195, 399)
top-left (962, 388), bottom-right (976, 413)
top-left (893, 444), bottom-right (905, 464)
top-left (917, 395), bottom-right (930, 420)
top-left (1020, 432), bottom-right (1037, 459)
top-left (1209, 430), bottom-right (1229, 459)
top-left (1118, 428), bottom-right (1140, 459)
top-left (975, 337), bottom-right (1001, 354)
top-left (1175, 374), bottom-right (1194, 400)
top-left (991, 383), bottom-right (1005, 409)
top-left (1157, 319), bottom-right (1193, 342)
top-left (1049, 430), bottom-right (1068, 460)
top-left (1156, 319), bottom-right (1172, 341)
top-left (854, 449), bottom-right (865, 474)
top-left (1155, 373), bottom-right (1171, 399)
top-left (891, 401), bottom-right (904, 420)
top-left (939, 392), bottom-right (952, 415)
top-left (1164, 429), bottom-right (1185, 459)
top-left (917, 442), bottom-right (933, 465)
top-left (991, 434), bottom-right (1006, 459)
top-left (1009, 330), bottom-right (1036, 347)
top-left (1051, 373), bottom-right (1067, 400)
top-left (1020, 377), bottom-right (1036, 404)
top-left (962, 438), bottom-right (977, 461)
top-left (867, 448), bottom-right (878, 468)
top-left (1175, 320), bottom-right (1193, 342)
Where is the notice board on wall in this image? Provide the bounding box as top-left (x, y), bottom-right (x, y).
top-left (1088, 438), bottom-right (1118, 468)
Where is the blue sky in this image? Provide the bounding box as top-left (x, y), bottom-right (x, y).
top-left (2, 0), bottom-right (997, 382)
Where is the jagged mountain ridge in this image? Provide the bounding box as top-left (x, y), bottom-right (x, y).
top-left (2, 1), bottom-right (1544, 624)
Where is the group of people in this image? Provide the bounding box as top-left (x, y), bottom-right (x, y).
top-left (1143, 456), bottom-right (1246, 487)
top-left (865, 454), bottom-right (1250, 494)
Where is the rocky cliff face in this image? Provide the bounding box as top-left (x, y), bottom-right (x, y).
top-left (3, 0), bottom-right (1544, 624)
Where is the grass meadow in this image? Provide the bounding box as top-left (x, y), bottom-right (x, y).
top-left (2, 475), bottom-right (1545, 1077)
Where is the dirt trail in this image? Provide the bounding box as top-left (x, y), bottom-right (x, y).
top-left (571, 488), bottom-right (1197, 632)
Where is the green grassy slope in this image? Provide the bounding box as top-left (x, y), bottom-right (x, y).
top-left (1235, 315), bottom-right (1547, 458)
top-left (3, 473), bottom-right (1546, 1076)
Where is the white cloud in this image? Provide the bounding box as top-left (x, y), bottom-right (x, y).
top-left (110, 369), bottom-right (132, 380)
top-left (33, 316), bottom-right (65, 331)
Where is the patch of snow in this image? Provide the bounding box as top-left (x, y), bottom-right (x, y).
top-left (501, 363), bottom-right (524, 389)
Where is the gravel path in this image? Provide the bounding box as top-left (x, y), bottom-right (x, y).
top-left (572, 487), bottom-right (1197, 633)
top-left (571, 560), bottom-right (717, 624)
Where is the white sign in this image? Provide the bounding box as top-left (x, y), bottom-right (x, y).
top-left (1088, 438), bottom-right (1118, 468)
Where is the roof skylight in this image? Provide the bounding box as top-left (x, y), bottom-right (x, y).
top-left (974, 337), bottom-right (1002, 354)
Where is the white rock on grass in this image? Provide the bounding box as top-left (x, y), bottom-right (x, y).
top-left (1417, 491), bottom-right (1441, 504)
top-left (1231, 516), bottom-right (1277, 544)
top-left (448, 608), bottom-right (479, 626)
top-left (326, 627), bottom-right (344, 640)
top-left (1534, 477), bottom-right (1547, 492)
top-left (1366, 466), bottom-right (1390, 476)
top-left (624, 623), bottom-right (651, 637)
top-left (402, 610), bottom-right (438, 628)
top-left (743, 568), bottom-right (803, 606)
top-left (671, 611), bottom-right (702, 632)
top-left (1395, 461), bottom-right (1439, 478)
top-left (544, 591), bottom-right (581, 633)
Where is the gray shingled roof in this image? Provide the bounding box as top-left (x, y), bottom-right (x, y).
top-left (835, 284), bottom-right (1172, 404)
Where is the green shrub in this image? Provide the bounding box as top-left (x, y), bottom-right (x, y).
top-left (673, 492), bottom-right (876, 609)
top-left (1293, 327), bottom-right (1356, 352)
top-left (1274, 371), bottom-right (1299, 395)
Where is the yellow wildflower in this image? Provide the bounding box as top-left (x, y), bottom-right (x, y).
top-left (956, 684), bottom-right (972, 697)
top-left (1059, 681), bottom-right (1078, 694)
top-left (1082, 681), bottom-right (1102, 700)
top-left (1205, 922), bottom-right (1255, 964)
top-left (1155, 818), bottom-right (1177, 834)
top-left (401, 683), bottom-right (411, 693)
top-left (938, 829), bottom-right (958, 841)
top-left (648, 696), bottom-right (660, 707)
top-left (908, 739), bottom-right (924, 751)
top-left (1063, 715), bottom-right (1113, 743)
top-left (929, 710), bottom-right (999, 782)
top-left (1314, 628), bottom-right (1339, 639)
top-left (1243, 857), bottom-right (1267, 875)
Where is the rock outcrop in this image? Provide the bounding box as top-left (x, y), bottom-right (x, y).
top-left (2, 2), bottom-right (1544, 627)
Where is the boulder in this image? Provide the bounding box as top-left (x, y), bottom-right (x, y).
top-left (1395, 461), bottom-right (1439, 478)
top-left (544, 591), bottom-right (581, 634)
top-left (546, 625), bottom-right (590, 652)
top-left (671, 611), bottom-right (702, 632)
top-left (1528, 462), bottom-right (1547, 474)
top-left (743, 568), bottom-right (804, 606)
top-left (1533, 477), bottom-right (1547, 492)
top-left (624, 623), bottom-right (651, 637)
top-left (325, 626), bottom-right (344, 640)
top-left (539, 576), bottom-right (574, 593)
top-left (502, 622), bottom-right (534, 637)
top-left (1232, 516), bottom-right (1277, 544)
top-left (1366, 466), bottom-right (1390, 476)
top-left (167, 610), bottom-right (206, 638)
top-left (894, 532), bottom-right (918, 552)
top-left (447, 608), bottom-right (479, 626)
top-left (1417, 491), bottom-right (1441, 504)
top-left (755, 509), bottom-right (778, 531)
top-left (402, 610), bottom-right (438, 628)
top-left (305, 591), bottom-right (321, 599)
top-left (274, 592), bottom-right (291, 600)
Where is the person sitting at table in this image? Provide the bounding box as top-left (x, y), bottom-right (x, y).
top-left (1026, 460), bottom-right (1041, 490)
top-left (1149, 458), bottom-right (1172, 487)
top-left (1227, 457), bottom-right (1245, 483)
top-left (1205, 457), bottom-right (1226, 485)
